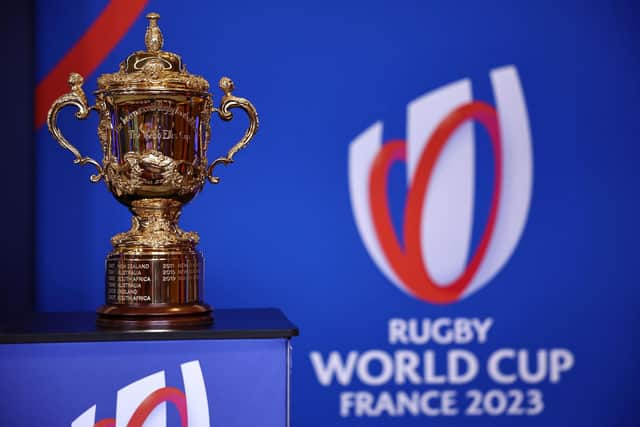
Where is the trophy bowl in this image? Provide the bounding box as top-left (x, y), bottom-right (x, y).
top-left (46, 13), bottom-right (258, 328)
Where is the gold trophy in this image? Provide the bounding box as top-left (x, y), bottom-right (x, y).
top-left (47, 13), bottom-right (258, 328)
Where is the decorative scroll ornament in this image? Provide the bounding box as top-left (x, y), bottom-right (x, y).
top-left (105, 151), bottom-right (206, 198)
top-left (111, 199), bottom-right (200, 248)
top-left (46, 73), bottom-right (104, 182)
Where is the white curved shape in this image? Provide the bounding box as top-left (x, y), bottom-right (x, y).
top-left (463, 65), bottom-right (533, 297)
top-left (348, 122), bottom-right (407, 293)
top-left (116, 370), bottom-right (166, 427)
top-left (181, 360), bottom-right (210, 427)
top-left (407, 79), bottom-right (474, 286)
top-left (71, 405), bottom-right (96, 427)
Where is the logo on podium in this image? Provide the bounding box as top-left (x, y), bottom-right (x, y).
top-left (71, 360), bottom-right (210, 427)
top-left (349, 66), bottom-right (533, 304)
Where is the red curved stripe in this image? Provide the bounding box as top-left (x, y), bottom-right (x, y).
top-left (126, 386), bottom-right (188, 427)
top-left (368, 140), bottom-right (412, 284)
top-left (35, 0), bottom-right (149, 129)
top-left (369, 101), bottom-right (503, 304)
top-left (404, 101), bottom-right (502, 303)
top-left (92, 387), bottom-right (188, 427)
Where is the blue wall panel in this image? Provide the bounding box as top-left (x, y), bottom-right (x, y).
top-left (0, 338), bottom-right (287, 426)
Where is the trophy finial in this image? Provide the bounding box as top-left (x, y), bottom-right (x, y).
top-left (145, 12), bottom-right (163, 53)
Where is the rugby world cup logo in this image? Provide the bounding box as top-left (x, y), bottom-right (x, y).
top-left (348, 66), bottom-right (532, 304)
top-left (71, 360), bottom-right (210, 427)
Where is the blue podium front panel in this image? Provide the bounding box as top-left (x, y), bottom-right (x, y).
top-left (0, 338), bottom-right (289, 427)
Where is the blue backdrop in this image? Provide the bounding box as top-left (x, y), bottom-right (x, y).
top-left (35, 0), bottom-right (639, 425)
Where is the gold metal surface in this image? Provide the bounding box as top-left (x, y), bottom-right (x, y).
top-left (47, 73), bottom-right (104, 182)
top-left (46, 12), bottom-right (260, 328)
top-left (208, 77), bottom-right (260, 184)
top-left (96, 12), bottom-right (208, 92)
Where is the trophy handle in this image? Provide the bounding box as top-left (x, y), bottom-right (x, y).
top-left (47, 73), bottom-right (104, 183)
top-left (207, 77), bottom-right (259, 184)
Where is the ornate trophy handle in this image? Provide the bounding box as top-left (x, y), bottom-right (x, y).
top-left (47, 73), bottom-right (104, 183)
top-left (207, 77), bottom-right (259, 184)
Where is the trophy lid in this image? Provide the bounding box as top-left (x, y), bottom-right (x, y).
top-left (97, 13), bottom-right (209, 93)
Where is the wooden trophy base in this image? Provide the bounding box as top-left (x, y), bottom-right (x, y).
top-left (96, 303), bottom-right (213, 329)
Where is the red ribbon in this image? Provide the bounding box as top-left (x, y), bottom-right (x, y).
top-left (35, 0), bottom-right (149, 128)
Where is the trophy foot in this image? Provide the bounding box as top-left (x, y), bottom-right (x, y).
top-left (103, 202), bottom-right (211, 329)
top-left (96, 303), bottom-right (213, 329)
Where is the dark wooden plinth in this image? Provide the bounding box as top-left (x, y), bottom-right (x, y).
top-left (0, 308), bottom-right (299, 343)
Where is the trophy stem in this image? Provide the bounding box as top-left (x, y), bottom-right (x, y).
top-left (97, 198), bottom-right (212, 329)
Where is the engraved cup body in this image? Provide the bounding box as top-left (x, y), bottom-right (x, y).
top-left (101, 90), bottom-right (211, 207)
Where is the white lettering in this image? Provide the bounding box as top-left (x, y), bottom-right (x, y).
top-left (487, 348), bottom-right (516, 384)
top-left (394, 350), bottom-right (421, 385)
top-left (432, 318), bottom-right (453, 344)
top-left (549, 349), bottom-right (574, 383)
top-left (423, 351), bottom-right (446, 384)
top-left (448, 349), bottom-right (478, 385)
top-left (473, 318), bottom-right (494, 343)
top-left (357, 350), bottom-right (394, 386)
top-left (388, 318), bottom-right (408, 344)
top-left (518, 350), bottom-right (547, 384)
top-left (310, 351), bottom-right (358, 386)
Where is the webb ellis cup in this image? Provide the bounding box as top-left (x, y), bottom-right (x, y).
top-left (47, 13), bottom-right (258, 327)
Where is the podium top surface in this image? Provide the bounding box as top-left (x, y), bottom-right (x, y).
top-left (0, 308), bottom-right (299, 344)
